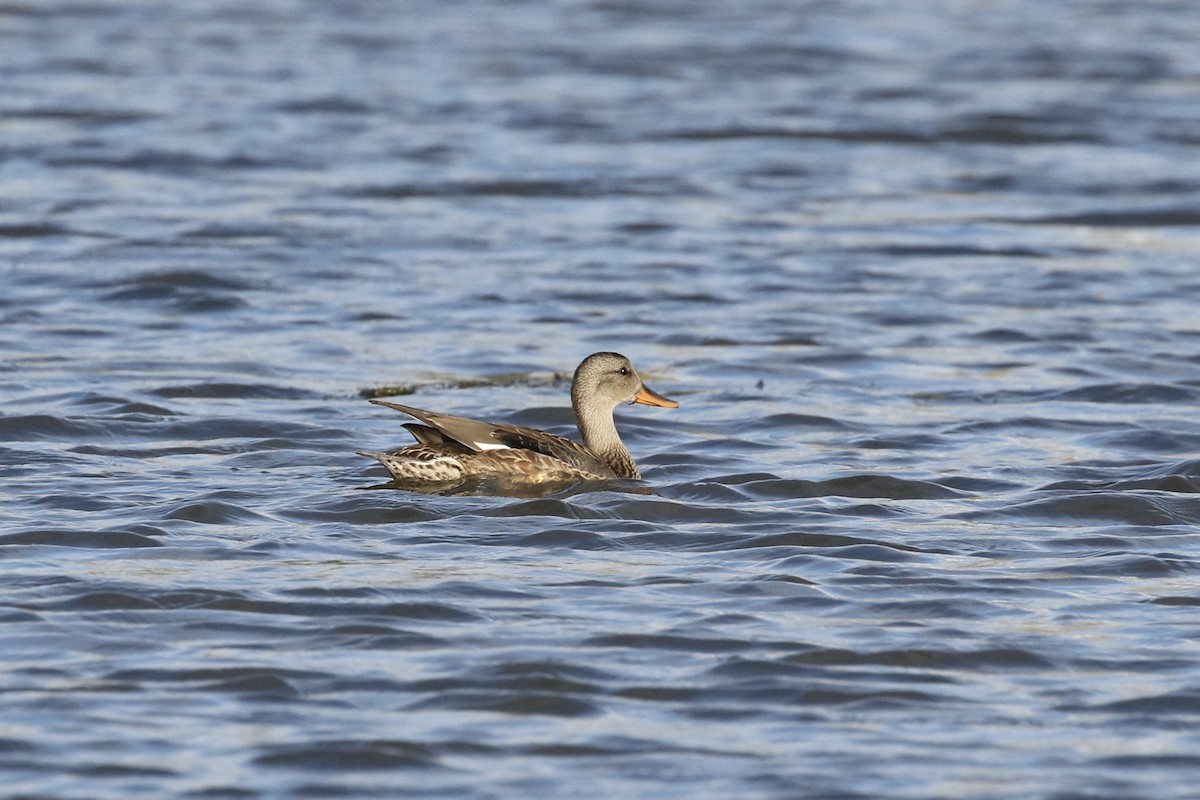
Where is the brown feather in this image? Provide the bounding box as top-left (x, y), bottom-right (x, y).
top-left (362, 353), bottom-right (676, 485)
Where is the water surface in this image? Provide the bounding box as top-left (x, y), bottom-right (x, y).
top-left (3, 1), bottom-right (1200, 798)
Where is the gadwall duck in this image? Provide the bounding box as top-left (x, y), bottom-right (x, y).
top-left (360, 352), bottom-right (677, 483)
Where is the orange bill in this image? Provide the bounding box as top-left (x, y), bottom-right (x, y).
top-left (634, 384), bottom-right (679, 408)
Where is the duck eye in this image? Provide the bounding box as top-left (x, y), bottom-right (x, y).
top-left (618, 367), bottom-right (629, 376)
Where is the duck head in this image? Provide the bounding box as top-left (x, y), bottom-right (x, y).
top-left (571, 351), bottom-right (678, 411)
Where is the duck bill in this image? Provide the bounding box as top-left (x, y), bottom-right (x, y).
top-left (634, 384), bottom-right (679, 408)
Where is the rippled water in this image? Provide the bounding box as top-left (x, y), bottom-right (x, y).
top-left (4, 1), bottom-right (1200, 797)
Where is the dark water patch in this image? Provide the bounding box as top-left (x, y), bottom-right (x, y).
top-left (518, 736), bottom-right (722, 758)
top-left (72, 394), bottom-right (179, 417)
top-left (1051, 382), bottom-right (1197, 404)
top-left (46, 150), bottom-right (295, 174)
top-left (715, 472), bottom-right (793, 485)
top-left (949, 416), bottom-right (1114, 435)
top-left (91, 268), bottom-right (255, 293)
top-left (1150, 596), bottom-right (1200, 606)
top-left (254, 739), bottom-right (443, 770)
top-left (937, 113), bottom-right (1100, 144)
top-left (1097, 753), bottom-right (1200, 769)
top-left (148, 588), bottom-right (258, 609)
top-left (0, 414), bottom-right (96, 441)
top-left (409, 660), bottom-right (608, 696)
top-left (784, 646), bottom-right (1052, 670)
top-left (200, 673), bottom-right (301, 699)
top-left (547, 288), bottom-right (660, 305)
top-left (869, 311), bottom-right (961, 328)
top-left (704, 656), bottom-right (958, 693)
top-left (150, 382), bottom-right (316, 400)
top-left (10, 105), bottom-right (156, 124)
top-left (735, 413), bottom-right (856, 432)
top-left (479, 498), bottom-right (616, 520)
top-left (280, 497), bottom-right (442, 525)
top-left (933, 475), bottom-right (1025, 493)
top-left (657, 125), bottom-right (934, 144)
top-left (94, 269), bottom-right (256, 315)
top-left (658, 333), bottom-right (743, 346)
top-left (0, 529), bottom-right (163, 548)
top-left (616, 219), bottom-right (675, 234)
top-left (179, 619), bottom-right (330, 642)
top-left (164, 501), bottom-right (272, 525)
top-left (584, 632), bottom-right (777, 654)
top-left (181, 224), bottom-right (288, 241)
top-left (1073, 689), bottom-right (1200, 716)
top-left (738, 683), bottom-right (947, 710)
top-left (852, 433), bottom-right (947, 451)
top-left (181, 786), bottom-right (260, 799)
top-left (717, 530), bottom-right (926, 559)
top-left (40, 326), bottom-right (115, 340)
top-left (1016, 208), bottom-right (1200, 227)
top-left (108, 666), bottom-right (328, 686)
top-left (597, 497), bottom-right (763, 525)
top-left (1050, 531), bottom-right (1149, 550)
top-left (1081, 429), bottom-right (1200, 456)
top-left (407, 691), bottom-right (599, 717)
top-left (1048, 552), bottom-right (1199, 578)
top-left (281, 585), bottom-right (386, 600)
top-left (197, 597), bottom-right (482, 623)
top-left (1139, 458), bottom-right (1200, 479)
top-left (407, 580), bottom-right (541, 602)
top-left (155, 417), bottom-right (338, 445)
top-left (0, 222), bottom-right (78, 238)
top-left (981, 492), bottom-right (1200, 526)
top-left (1046, 475), bottom-right (1200, 494)
top-left (277, 96), bottom-right (375, 114)
top-left (27, 491), bottom-right (129, 513)
top-left (970, 327), bottom-right (1040, 343)
top-left (0, 736), bottom-right (41, 755)
top-left (821, 543), bottom-right (925, 563)
top-left (861, 598), bottom-right (989, 620)
top-left (867, 244), bottom-right (1051, 259)
top-left (768, 332), bottom-right (821, 346)
top-left (828, 690), bottom-right (948, 712)
top-left (70, 443), bottom-right (231, 458)
top-left (614, 684), bottom-right (702, 703)
top-left (659, 481), bottom-right (752, 504)
top-left (349, 176), bottom-right (701, 200)
top-left (509, 528), bottom-right (616, 549)
top-left (323, 624), bottom-right (445, 649)
top-left (42, 591), bottom-right (161, 611)
top-left (75, 762), bottom-right (178, 778)
top-left (749, 572), bottom-right (818, 587)
top-left (719, 475), bottom-right (963, 500)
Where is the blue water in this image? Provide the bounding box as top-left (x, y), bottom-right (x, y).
top-left (3, 1), bottom-right (1200, 797)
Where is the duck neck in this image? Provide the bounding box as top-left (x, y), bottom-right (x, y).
top-left (573, 392), bottom-right (639, 479)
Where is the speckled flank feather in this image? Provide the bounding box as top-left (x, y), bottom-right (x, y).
top-left (357, 446), bottom-right (467, 482)
top-left (359, 447), bottom-right (601, 483)
top-left (361, 352), bottom-right (678, 486)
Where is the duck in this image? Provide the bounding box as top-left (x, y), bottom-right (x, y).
top-left (359, 352), bottom-right (677, 484)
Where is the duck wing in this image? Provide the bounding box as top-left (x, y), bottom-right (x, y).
top-left (369, 399), bottom-right (615, 478)
top-left (489, 426), bottom-right (615, 478)
top-left (369, 400), bottom-right (511, 451)
top-left (399, 423), bottom-right (474, 454)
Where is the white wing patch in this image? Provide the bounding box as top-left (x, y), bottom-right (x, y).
top-left (464, 428), bottom-right (511, 451)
